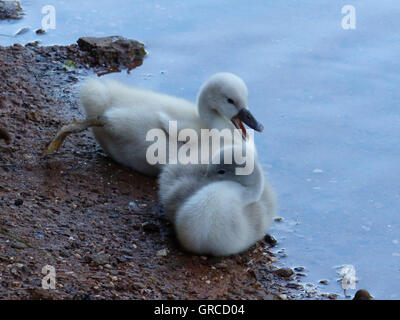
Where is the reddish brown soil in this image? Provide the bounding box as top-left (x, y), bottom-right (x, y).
top-left (0, 42), bottom-right (322, 300)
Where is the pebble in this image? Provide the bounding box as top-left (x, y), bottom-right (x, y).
top-left (214, 262), bottom-right (228, 270)
top-left (90, 252), bottom-right (111, 266)
top-left (296, 273), bottom-right (307, 277)
top-left (294, 266), bottom-right (305, 272)
top-left (156, 249), bottom-right (168, 257)
top-left (319, 279), bottom-right (329, 285)
top-left (14, 27), bottom-right (29, 36)
top-left (120, 248), bottom-right (133, 255)
top-left (353, 289), bottom-right (373, 300)
top-left (274, 267), bottom-right (294, 278)
top-left (142, 222), bottom-right (160, 233)
top-left (86, 211), bottom-right (97, 217)
top-left (128, 201), bottom-right (139, 210)
top-left (14, 199), bottom-right (23, 206)
top-left (286, 282), bottom-right (303, 289)
top-left (132, 282), bottom-right (146, 291)
top-left (276, 249), bottom-right (287, 258)
top-left (59, 250), bottom-right (69, 258)
top-left (34, 232), bottom-right (44, 239)
top-left (264, 234), bottom-right (277, 246)
top-left (266, 256), bottom-right (278, 263)
top-left (117, 255), bottom-right (133, 263)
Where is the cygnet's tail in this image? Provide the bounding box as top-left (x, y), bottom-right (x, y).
top-left (80, 79), bottom-right (111, 118)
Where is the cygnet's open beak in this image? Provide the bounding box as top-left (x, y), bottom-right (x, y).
top-left (231, 108), bottom-right (264, 140)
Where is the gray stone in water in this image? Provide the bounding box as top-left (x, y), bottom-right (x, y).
top-left (77, 36), bottom-right (146, 72)
top-left (274, 267), bottom-right (294, 278)
top-left (0, 1), bottom-right (23, 20)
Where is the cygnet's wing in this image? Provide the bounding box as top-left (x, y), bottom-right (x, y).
top-left (159, 163), bottom-right (208, 221)
top-left (244, 172), bottom-right (276, 240)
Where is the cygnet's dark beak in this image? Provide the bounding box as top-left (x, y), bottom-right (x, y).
top-left (231, 108), bottom-right (264, 139)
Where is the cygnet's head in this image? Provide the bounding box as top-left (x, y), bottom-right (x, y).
top-left (197, 72), bottom-right (264, 139)
top-left (206, 144), bottom-right (262, 190)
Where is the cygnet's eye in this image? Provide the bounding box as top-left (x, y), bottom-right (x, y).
top-left (227, 98), bottom-right (235, 104)
top-left (217, 169), bottom-right (226, 175)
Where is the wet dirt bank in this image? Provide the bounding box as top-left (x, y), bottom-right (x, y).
top-left (0, 40), bottom-right (326, 300)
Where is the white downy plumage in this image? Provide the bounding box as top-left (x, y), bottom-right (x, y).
top-left (159, 145), bottom-right (275, 256)
top-left (79, 72), bottom-right (263, 176)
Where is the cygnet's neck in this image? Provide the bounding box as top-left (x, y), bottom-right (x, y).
top-left (241, 162), bottom-right (264, 205)
top-left (197, 92), bottom-right (233, 132)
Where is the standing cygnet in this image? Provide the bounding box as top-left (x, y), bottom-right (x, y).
top-left (159, 144), bottom-right (276, 256)
top-left (45, 73), bottom-right (263, 176)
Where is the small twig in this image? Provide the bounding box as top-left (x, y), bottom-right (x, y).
top-left (0, 227), bottom-right (57, 259)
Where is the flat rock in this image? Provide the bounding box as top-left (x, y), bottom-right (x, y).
top-left (77, 36), bottom-right (146, 74)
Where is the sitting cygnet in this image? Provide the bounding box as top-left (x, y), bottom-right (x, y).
top-left (159, 144), bottom-right (276, 256)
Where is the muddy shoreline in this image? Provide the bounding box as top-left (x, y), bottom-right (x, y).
top-left (0, 40), bottom-right (326, 300)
